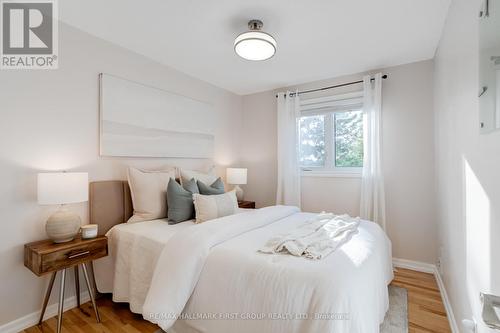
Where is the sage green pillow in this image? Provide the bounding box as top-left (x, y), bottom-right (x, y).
top-left (197, 178), bottom-right (225, 195)
top-left (183, 177), bottom-right (200, 194)
top-left (167, 178), bottom-right (198, 224)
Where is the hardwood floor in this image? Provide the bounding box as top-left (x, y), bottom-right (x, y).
top-left (392, 268), bottom-right (451, 333)
top-left (24, 268), bottom-right (450, 333)
top-left (23, 298), bottom-right (158, 333)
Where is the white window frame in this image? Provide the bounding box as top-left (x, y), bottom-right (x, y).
top-left (299, 92), bottom-right (364, 178)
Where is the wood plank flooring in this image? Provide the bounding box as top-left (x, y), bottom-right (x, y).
top-left (392, 268), bottom-right (451, 333)
top-left (24, 268), bottom-right (450, 333)
top-left (23, 298), bottom-right (158, 333)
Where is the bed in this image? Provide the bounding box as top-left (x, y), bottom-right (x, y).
top-left (91, 181), bottom-right (393, 333)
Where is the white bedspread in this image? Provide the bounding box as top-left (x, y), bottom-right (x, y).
top-left (97, 206), bottom-right (393, 333)
top-left (94, 218), bottom-right (195, 312)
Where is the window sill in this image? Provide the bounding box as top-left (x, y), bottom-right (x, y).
top-left (301, 171), bottom-right (362, 178)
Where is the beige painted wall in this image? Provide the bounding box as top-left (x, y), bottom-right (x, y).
top-left (240, 60), bottom-right (437, 264)
top-left (0, 23), bottom-right (243, 327)
top-left (240, 90), bottom-right (277, 208)
top-left (434, 0), bottom-right (500, 331)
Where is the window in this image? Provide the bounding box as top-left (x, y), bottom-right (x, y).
top-left (298, 94), bottom-right (364, 175)
top-left (334, 110), bottom-right (363, 168)
top-left (298, 115), bottom-right (326, 167)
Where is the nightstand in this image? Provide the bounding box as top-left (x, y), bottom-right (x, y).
top-left (238, 200), bottom-right (256, 209)
top-left (24, 236), bottom-right (108, 333)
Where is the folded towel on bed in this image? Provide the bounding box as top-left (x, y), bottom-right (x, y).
top-left (259, 212), bottom-right (360, 259)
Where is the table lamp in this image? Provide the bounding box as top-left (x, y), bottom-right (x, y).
top-left (38, 172), bottom-right (88, 243)
top-left (226, 168), bottom-right (247, 201)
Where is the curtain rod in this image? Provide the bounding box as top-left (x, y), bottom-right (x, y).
top-left (275, 74), bottom-right (388, 98)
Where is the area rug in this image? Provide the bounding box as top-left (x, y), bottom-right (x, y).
top-left (381, 285), bottom-right (409, 333)
top-left (156, 286), bottom-right (408, 333)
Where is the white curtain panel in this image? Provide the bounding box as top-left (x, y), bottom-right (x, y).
top-left (276, 92), bottom-right (301, 208)
top-left (360, 73), bottom-right (387, 230)
top-left (496, 69), bottom-right (500, 128)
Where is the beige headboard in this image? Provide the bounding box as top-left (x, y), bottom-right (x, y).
top-left (89, 181), bottom-right (133, 235)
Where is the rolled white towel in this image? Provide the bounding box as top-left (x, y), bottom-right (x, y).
top-left (259, 212), bottom-right (360, 259)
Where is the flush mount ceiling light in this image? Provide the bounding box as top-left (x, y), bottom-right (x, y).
top-left (234, 20), bottom-right (277, 61)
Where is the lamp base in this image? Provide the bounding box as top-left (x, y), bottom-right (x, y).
top-left (233, 185), bottom-right (244, 201)
top-left (46, 207), bottom-right (81, 243)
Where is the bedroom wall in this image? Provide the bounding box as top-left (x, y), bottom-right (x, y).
top-left (241, 60), bottom-right (437, 264)
top-left (0, 23), bottom-right (243, 327)
top-left (434, 0), bottom-right (500, 331)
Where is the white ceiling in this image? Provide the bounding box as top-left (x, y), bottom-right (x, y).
top-left (59, 0), bottom-right (451, 95)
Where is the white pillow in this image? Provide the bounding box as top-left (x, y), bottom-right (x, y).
top-left (180, 167), bottom-right (217, 186)
top-left (193, 191), bottom-right (238, 224)
top-left (127, 167), bottom-right (176, 223)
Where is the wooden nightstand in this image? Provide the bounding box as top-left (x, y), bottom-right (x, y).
top-left (24, 236), bottom-right (108, 333)
top-left (238, 200), bottom-right (256, 209)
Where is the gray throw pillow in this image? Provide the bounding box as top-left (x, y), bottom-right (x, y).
top-left (167, 178), bottom-right (197, 224)
top-left (183, 177), bottom-right (200, 194)
top-left (197, 177), bottom-right (225, 195)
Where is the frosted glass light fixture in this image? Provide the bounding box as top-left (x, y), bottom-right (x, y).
top-left (234, 20), bottom-right (276, 61)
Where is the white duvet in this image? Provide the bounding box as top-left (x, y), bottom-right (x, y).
top-left (95, 218), bottom-right (195, 312)
top-left (96, 205), bottom-right (393, 333)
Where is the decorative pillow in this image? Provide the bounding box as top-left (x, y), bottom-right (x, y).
top-left (197, 178), bottom-right (225, 195)
top-left (193, 191), bottom-right (238, 223)
top-left (210, 177), bottom-right (225, 191)
top-left (180, 167), bottom-right (217, 186)
top-left (127, 167), bottom-right (176, 223)
top-left (183, 177), bottom-right (200, 194)
top-left (167, 178), bottom-right (199, 224)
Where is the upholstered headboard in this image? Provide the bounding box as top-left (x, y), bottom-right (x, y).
top-left (89, 181), bottom-right (133, 234)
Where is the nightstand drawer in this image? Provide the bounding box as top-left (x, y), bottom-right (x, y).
top-left (238, 201), bottom-right (256, 209)
top-left (25, 236), bottom-right (108, 276)
top-left (41, 240), bottom-right (107, 274)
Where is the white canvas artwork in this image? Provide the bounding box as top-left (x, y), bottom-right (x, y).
top-left (99, 73), bottom-right (215, 158)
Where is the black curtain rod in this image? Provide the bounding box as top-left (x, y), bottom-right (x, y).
top-left (275, 74), bottom-right (388, 98)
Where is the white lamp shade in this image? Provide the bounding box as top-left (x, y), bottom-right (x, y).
top-left (38, 172), bottom-right (88, 205)
top-left (226, 168), bottom-right (247, 185)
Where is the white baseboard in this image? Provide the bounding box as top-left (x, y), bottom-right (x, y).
top-left (392, 258), bottom-right (459, 333)
top-left (0, 291), bottom-right (90, 333)
top-left (433, 267), bottom-right (460, 333)
top-left (392, 257), bottom-right (435, 274)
